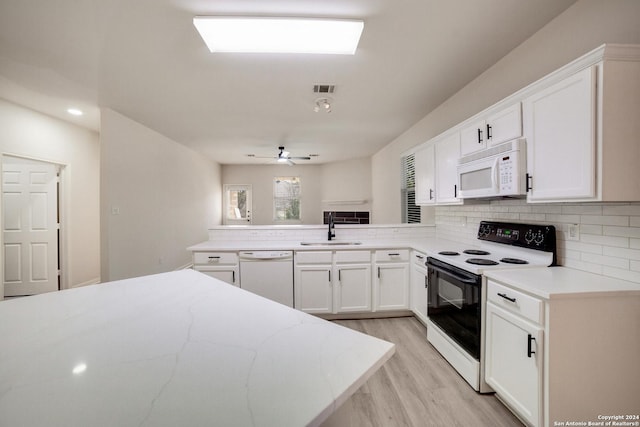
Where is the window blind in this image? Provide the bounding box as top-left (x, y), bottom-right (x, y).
top-left (401, 154), bottom-right (420, 224)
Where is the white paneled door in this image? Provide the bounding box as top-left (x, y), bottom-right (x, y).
top-left (2, 156), bottom-right (59, 296)
top-left (223, 184), bottom-right (252, 225)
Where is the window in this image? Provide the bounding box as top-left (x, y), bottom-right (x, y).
top-left (274, 177), bottom-right (301, 221)
top-left (401, 154), bottom-right (420, 223)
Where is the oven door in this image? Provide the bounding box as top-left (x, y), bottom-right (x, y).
top-left (427, 257), bottom-right (481, 360)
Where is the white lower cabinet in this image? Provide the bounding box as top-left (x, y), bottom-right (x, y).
top-left (295, 250), bottom-right (372, 314)
top-left (192, 251), bottom-right (239, 286)
top-left (486, 300), bottom-right (543, 427)
top-left (294, 251), bottom-right (333, 313)
top-left (335, 263), bottom-right (371, 313)
top-left (484, 275), bottom-right (640, 427)
top-left (410, 251), bottom-right (428, 324)
top-left (374, 250), bottom-right (410, 311)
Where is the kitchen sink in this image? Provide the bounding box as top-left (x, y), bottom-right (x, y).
top-left (299, 241), bottom-right (362, 246)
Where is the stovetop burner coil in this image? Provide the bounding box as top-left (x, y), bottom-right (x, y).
top-left (500, 257), bottom-right (529, 264)
top-left (463, 249), bottom-right (491, 256)
top-left (465, 258), bottom-right (499, 266)
top-left (438, 251), bottom-right (460, 256)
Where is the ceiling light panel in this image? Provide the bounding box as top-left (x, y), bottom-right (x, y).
top-left (193, 17), bottom-right (364, 54)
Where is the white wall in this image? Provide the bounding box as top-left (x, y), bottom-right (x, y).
top-left (221, 164), bottom-right (322, 225)
top-left (222, 157), bottom-right (372, 225)
top-left (320, 157), bottom-right (372, 216)
top-left (0, 98), bottom-right (100, 293)
top-left (372, 0), bottom-right (640, 224)
top-left (100, 109), bottom-right (221, 281)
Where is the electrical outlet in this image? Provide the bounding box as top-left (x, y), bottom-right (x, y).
top-left (567, 224), bottom-right (579, 241)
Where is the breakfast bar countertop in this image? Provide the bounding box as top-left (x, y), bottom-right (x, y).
top-left (0, 270), bottom-right (395, 427)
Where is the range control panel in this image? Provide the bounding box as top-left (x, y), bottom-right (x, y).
top-left (477, 221), bottom-right (556, 254)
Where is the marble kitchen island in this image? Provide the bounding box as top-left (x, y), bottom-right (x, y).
top-left (0, 270), bottom-right (395, 427)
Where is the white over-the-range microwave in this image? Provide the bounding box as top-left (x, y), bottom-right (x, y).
top-left (457, 138), bottom-right (527, 199)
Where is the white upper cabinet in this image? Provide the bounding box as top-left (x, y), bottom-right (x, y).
top-left (486, 103), bottom-right (522, 146)
top-left (412, 45), bottom-right (640, 205)
top-left (413, 132), bottom-right (462, 206)
top-left (414, 144), bottom-right (435, 205)
top-left (460, 119), bottom-right (487, 155)
top-left (524, 66), bottom-right (596, 202)
top-left (435, 133), bottom-right (462, 204)
top-left (460, 103), bottom-right (522, 156)
top-left (524, 44), bottom-right (640, 202)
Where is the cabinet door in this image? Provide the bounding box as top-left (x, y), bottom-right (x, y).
top-left (435, 133), bottom-right (462, 204)
top-left (197, 268), bottom-right (239, 286)
top-left (486, 103), bottom-right (522, 146)
top-left (410, 258), bottom-right (428, 324)
top-left (294, 266), bottom-right (332, 313)
top-left (415, 144), bottom-right (436, 205)
top-left (460, 119), bottom-right (486, 156)
top-left (485, 302), bottom-right (543, 427)
top-left (335, 264), bottom-right (371, 313)
top-left (523, 67), bottom-right (596, 202)
top-left (375, 264), bottom-right (409, 311)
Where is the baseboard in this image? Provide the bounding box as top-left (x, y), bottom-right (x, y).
top-left (70, 277), bottom-right (101, 288)
top-left (175, 263), bottom-right (193, 271)
top-left (316, 310), bottom-right (413, 320)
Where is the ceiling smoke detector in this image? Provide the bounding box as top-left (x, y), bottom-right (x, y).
top-left (314, 97), bottom-right (332, 113)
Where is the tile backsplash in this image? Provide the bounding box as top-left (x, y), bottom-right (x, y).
top-left (323, 211), bottom-right (370, 225)
top-left (208, 224), bottom-right (434, 243)
top-left (435, 199), bottom-right (640, 284)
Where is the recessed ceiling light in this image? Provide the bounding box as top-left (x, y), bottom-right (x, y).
top-left (67, 108), bottom-right (83, 116)
top-left (193, 17), bottom-right (364, 54)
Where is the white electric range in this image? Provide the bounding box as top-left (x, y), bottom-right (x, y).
top-left (425, 221), bottom-right (557, 393)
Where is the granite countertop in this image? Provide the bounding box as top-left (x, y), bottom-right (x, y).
top-left (0, 270), bottom-right (395, 427)
top-left (484, 267), bottom-right (640, 299)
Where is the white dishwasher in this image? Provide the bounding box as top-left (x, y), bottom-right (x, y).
top-left (239, 251), bottom-right (294, 307)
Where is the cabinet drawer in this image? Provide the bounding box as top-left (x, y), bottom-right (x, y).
top-left (412, 251), bottom-right (427, 267)
top-left (375, 249), bottom-right (409, 262)
top-left (487, 280), bottom-right (543, 324)
top-left (193, 252), bottom-right (238, 265)
top-left (295, 251), bottom-right (333, 264)
top-left (335, 250), bottom-right (371, 263)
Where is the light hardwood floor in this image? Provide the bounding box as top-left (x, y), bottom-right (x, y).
top-left (333, 317), bottom-right (524, 427)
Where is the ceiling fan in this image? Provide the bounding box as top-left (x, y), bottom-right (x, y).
top-left (256, 146), bottom-right (311, 165)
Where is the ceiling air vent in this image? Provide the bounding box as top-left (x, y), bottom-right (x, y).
top-left (313, 84), bottom-right (335, 94)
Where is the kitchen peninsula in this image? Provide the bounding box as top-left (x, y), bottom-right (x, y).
top-left (0, 270), bottom-right (395, 427)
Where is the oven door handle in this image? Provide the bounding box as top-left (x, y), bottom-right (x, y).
top-left (427, 264), bottom-right (479, 285)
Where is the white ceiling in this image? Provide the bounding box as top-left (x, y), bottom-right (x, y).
top-left (0, 0), bottom-right (577, 165)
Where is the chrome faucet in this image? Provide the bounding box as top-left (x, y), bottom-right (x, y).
top-left (328, 212), bottom-right (336, 241)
